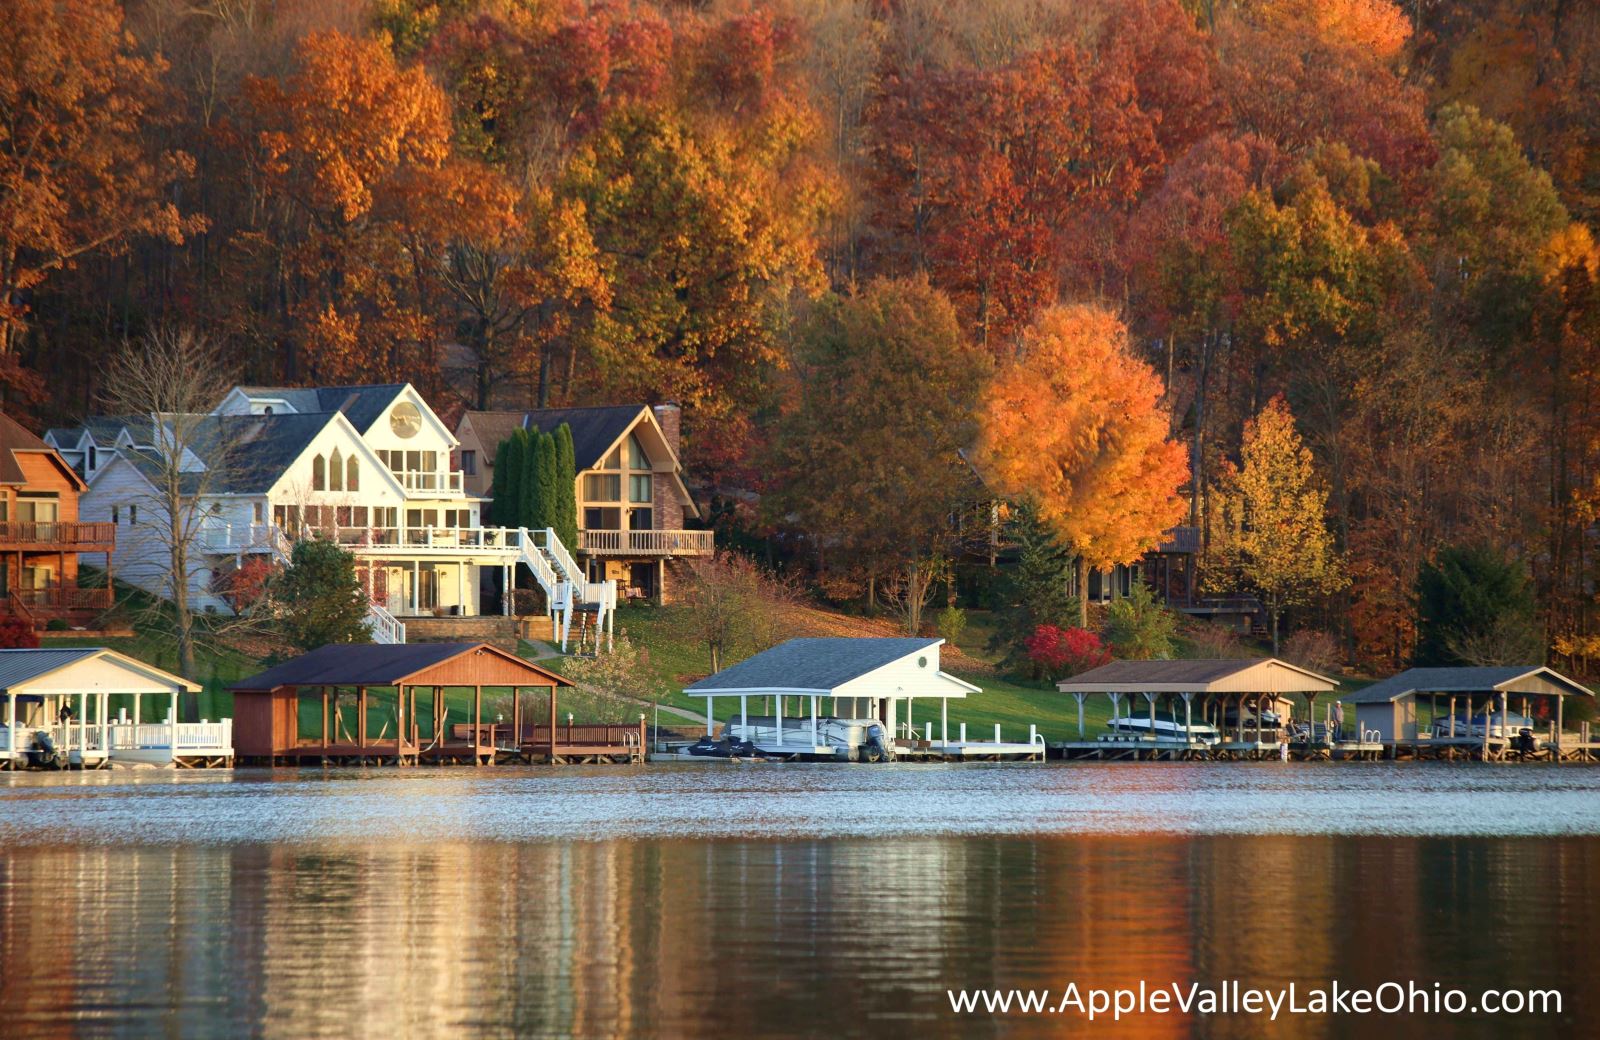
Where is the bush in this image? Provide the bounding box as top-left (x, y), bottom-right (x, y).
top-left (45, 618), bottom-right (69, 632)
top-left (1102, 583), bottom-right (1177, 660)
top-left (274, 540), bottom-right (372, 651)
top-left (936, 605), bottom-right (967, 646)
top-left (1184, 621), bottom-right (1250, 659)
top-left (1282, 629), bottom-right (1341, 674)
top-left (0, 614), bottom-right (39, 648)
top-left (1024, 624), bottom-right (1111, 681)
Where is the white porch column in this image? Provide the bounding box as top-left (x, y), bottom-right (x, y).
top-left (1075, 693), bottom-right (1085, 738)
top-left (740, 695), bottom-right (748, 741)
top-left (775, 694), bottom-right (784, 747)
top-left (906, 697), bottom-right (913, 742)
top-left (810, 695), bottom-right (818, 748)
top-left (502, 564), bottom-right (511, 616)
top-left (79, 691), bottom-right (87, 757)
top-left (100, 692), bottom-right (109, 754)
top-left (705, 695), bottom-right (714, 736)
top-left (941, 698), bottom-right (948, 747)
top-left (456, 564), bottom-right (465, 615)
top-left (133, 691), bottom-right (140, 731)
top-left (411, 560), bottom-right (420, 613)
top-left (6, 692), bottom-right (15, 753)
top-left (1183, 692), bottom-right (1193, 744)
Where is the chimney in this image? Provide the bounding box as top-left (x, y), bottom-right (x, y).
top-left (652, 403), bottom-right (681, 456)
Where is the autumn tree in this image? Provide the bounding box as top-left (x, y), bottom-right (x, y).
top-left (975, 304), bottom-right (1190, 627)
top-left (767, 276), bottom-right (990, 633)
top-left (0, 0), bottom-right (200, 362)
top-left (1207, 396), bottom-right (1347, 653)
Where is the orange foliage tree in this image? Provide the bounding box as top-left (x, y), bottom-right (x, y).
top-left (975, 304), bottom-right (1190, 626)
top-left (0, 0), bottom-right (201, 358)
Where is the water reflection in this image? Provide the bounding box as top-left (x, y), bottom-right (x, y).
top-left (2, 833), bottom-right (1596, 1037)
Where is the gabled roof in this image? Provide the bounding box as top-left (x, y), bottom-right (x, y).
top-left (1348, 666), bottom-right (1595, 704)
top-left (0, 647), bottom-right (200, 693)
top-left (466, 405), bottom-right (649, 471)
top-left (113, 412), bottom-right (336, 496)
top-left (686, 637), bottom-right (946, 694)
top-left (231, 642), bottom-right (572, 692)
top-left (1056, 658), bottom-right (1339, 694)
top-left (0, 412), bottom-right (87, 489)
top-left (231, 385), bottom-right (408, 433)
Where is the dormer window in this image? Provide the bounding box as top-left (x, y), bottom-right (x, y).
top-left (329, 448), bottom-right (344, 491)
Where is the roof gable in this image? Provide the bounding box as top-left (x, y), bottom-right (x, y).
top-left (0, 413), bottom-right (85, 489)
top-left (232, 642), bottom-right (572, 691)
top-left (0, 647), bottom-right (199, 693)
top-left (686, 637), bottom-right (945, 694)
top-left (1056, 658), bottom-right (1339, 694)
top-left (1348, 666), bottom-right (1595, 704)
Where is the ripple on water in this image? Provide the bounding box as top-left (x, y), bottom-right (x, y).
top-left (3, 761), bottom-right (1599, 845)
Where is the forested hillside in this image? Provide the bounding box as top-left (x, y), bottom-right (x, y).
top-left (4, 0), bottom-right (1599, 672)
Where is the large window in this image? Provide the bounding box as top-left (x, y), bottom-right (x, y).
top-left (329, 449), bottom-right (344, 491)
top-left (584, 473), bottom-right (622, 502)
top-left (347, 455), bottom-right (359, 491)
top-left (628, 434), bottom-right (651, 470)
top-left (629, 474), bottom-right (653, 504)
top-left (312, 455), bottom-right (326, 491)
top-left (460, 450), bottom-right (476, 475)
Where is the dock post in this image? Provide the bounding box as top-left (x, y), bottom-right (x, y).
top-left (1029, 724), bottom-right (1037, 745)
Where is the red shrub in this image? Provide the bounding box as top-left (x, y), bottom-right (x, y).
top-left (1024, 624), bottom-right (1110, 680)
top-left (0, 614), bottom-right (39, 649)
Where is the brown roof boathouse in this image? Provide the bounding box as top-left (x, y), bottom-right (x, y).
top-left (231, 642), bottom-right (643, 766)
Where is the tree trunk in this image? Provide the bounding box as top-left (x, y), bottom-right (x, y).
top-left (1077, 556), bottom-right (1090, 628)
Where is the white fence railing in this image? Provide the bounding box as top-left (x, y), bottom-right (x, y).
top-left (394, 469), bottom-right (464, 493)
top-left (107, 719), bottom-right (232, 751)
top-left (366, 602), bottom-right (406, 644)
top-left (579, 529), bottom-right (715, 555)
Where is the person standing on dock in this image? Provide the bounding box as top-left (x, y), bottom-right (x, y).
top-left (1331, 700), bottom-right (1344, 742)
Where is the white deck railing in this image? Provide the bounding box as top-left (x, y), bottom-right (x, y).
top-left (393, 469), bottom-right (464, 494)
top-left (199, 521), bottom-right (291, 558)
top-left (107, 719), bottom-right (232, 752)
top-left (579, 528), bottom-right (715, 555)
top-left (366, 602), bottom-right (406, 644)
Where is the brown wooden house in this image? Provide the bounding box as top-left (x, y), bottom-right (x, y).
top-left (0, 414), bottom-right (114, 628)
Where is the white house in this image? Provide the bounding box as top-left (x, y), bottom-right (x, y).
top-left (47, 385), bottom-right (615, 649)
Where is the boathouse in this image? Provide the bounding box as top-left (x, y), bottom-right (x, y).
top-left (1347, 666), bottom-right (1595, 757)
top-left (229, 642), bottom-right (650, 765)
top-left (0, 648), bottom-right (226, 768)
top-left (681, 637), bottom-right (1044, 759)
top-left (1054, 658), bottom-right (1340, 757)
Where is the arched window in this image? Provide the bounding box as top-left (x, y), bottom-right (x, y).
top-left (312, 454), bottom-right (326, 491)
top-left (347, 455), bottom-right (359, 492)
top-left (330, 449), bottom-right (344, 491)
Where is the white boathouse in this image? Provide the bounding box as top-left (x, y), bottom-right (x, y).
top-left (0, 648), bottom-right (231, 769)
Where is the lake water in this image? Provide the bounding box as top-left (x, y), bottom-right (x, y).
top-left (2, 763), bottom-right (1597, 1037)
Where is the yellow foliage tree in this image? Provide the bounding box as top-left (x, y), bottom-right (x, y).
top-left (975, 304), bottom-right (1190, 627)
top-left (1207, 396), bottom-right (1348, 653)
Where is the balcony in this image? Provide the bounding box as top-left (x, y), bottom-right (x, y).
top-left (393, 469), bottom-right (465, 495)
top-left (0, 520), bottom-right (116, 549)
top-left (4, 585), bottom-right (115, 614)
top-left (579, 529), bottom-right (715, 556)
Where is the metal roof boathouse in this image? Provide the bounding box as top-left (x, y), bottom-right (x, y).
top-left (230, 642), bottom-right (646, 766)
top-left (682, 637), bottom-right (1044, 761)
top-left (0, 648), bottom-right (227, 769)
top-left (1055, 658), bottom-right (1342, 760)
top-left (1347, 666), bottom-right (1596, 760)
